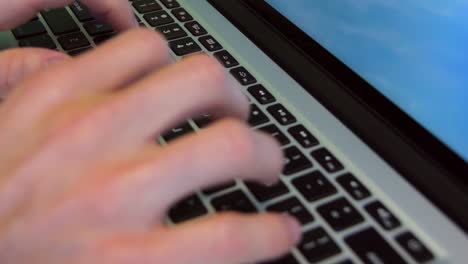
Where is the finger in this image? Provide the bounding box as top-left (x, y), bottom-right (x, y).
top-left (0, 48), bottom-right (68, 98)
top-left (45, 119), bottom-right (280, 230)
top-left (90, 213), bottom-right (301, 264)
top-left (96, 54), bottom-right (249, 143)
top-left (96, 119), bottom-right (283, 221)
top-left (0, 0), bottom-right (136, 31)
top-left (8, 29), bottom-right (169, 120)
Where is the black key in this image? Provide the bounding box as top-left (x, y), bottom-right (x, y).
top-left (58, 32), bottom-right (90, 50)
top-left (267, 104), bottom-right (296, 126)
top-left (199, 35), bottom-right (223, 51)
top-left (245, 181), bottom-right (289, 202)
top-left (211, 190), bottom-right (257, 213)
top-left (68, 46), bottom-right (91, 56)
top-left (93, 34), bottom-right (116, 45)
top-left (184, 21), bottom-right (207, 36)
top-left (193, 114), bottom-right (213, 129)
top-left (298, 227), bottom-right (341, 263)
top-left (345, 228), bottom-right (406, 264)
top-left (41, 8), bottom-right (79, 35)
top-left (317, 197), bottom-right (364, 231)
top-left (336, 173), bottom-right (371, 201)
top-left (202, 181), bottom-right (236, 195)
top-left (288, 125), bottom-right (319, 148)
top-left (261, 254), bottom-right (299, 264)
top-left (171, 8), bottom-right (193, 22)
top-left (93, 33), bottom-right (116, 45)
top-left (162, 122), bottom-right (194, 142)
top-left (267, 197), bottom-right (314, 225)
top-left (365, 201), bottom-right (401, 231)
top-left (283, 146), bottom-right (312, 176)
top-left (160, 0), bottom-right (180, 9)
top-left (133, 0), bottom-right (162, 13)
top-left (144, 10), bottom-right (174, 27)
top-left (311, 148), bottom-right (344, 174)
top-left (248, 104), bottom-right (269, 127)
top-left (213, 50), bottom-right (239, 68)
top-left (248, 84), bottom-right (276, 105)
top-left (258, 124), bottom-right (290, 146)
top-left (230, 67), bottom-right (257, 86)
top-left (19, 34), bottom-right (56, 49)
top-left (169, 37), bottom-right (202, 56)
top-left (169, 195), bottom-right (208, 223)
top-left (292, 171), bottom-right (337, 202)
top-left (83, 21), bottom-right (113, 36)
top-left (396, 232), bottom-right (434, 263)
top-left (13, 20), bottom-right (46, 39)
top-left (69, 1), bottom-right (93, 22)
top-left (156, 23), bottom-right (187, 40)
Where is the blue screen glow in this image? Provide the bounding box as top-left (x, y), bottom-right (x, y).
top-left (266, 0), bottom-right (468, 161)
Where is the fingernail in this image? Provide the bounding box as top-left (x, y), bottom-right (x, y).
top-left (284, 215), bottom-right (302, 245)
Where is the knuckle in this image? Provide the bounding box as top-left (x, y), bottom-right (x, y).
top-left (22, 69), bottom-right (58, 96)
top-left (45, 94), bottom-right (125, 149)
top-left (50, 104), bottom-right (108, 143)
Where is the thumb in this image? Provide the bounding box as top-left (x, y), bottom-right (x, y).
top-left (0, 48), bottom-right (69, 99)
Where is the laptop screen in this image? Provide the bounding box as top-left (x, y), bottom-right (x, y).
top-left (265, 0), bottom-right (468, 161)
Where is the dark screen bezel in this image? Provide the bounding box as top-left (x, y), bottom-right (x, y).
top-left (240, 0), bottom-right (467, 176)
top-left (206, 0), bottom-right (468, 230)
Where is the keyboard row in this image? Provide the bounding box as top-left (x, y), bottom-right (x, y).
top-left (13, 1), bottom-right (204, 55)
top-left (168, 140), bottom-right (434, 264)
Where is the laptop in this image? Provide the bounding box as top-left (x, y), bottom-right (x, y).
top-left (1, 0), bottom-right (467, 263)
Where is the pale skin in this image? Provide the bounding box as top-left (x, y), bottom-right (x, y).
top-left (0, 1), bottom-right (302, 264)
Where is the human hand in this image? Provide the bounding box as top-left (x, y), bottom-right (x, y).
top-left (0, 29), bottom-right (301, 264)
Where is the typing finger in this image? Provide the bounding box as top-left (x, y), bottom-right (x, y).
top-left (86, 213), bottom-right (301, 264)
top-left (100, 54), bottom-right (249, 144)
top-left (6, 29), bottom-right (169, 125)
top-left (82, 119), bottom-right (282, 224)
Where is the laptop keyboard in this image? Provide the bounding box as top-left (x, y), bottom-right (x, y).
top-left (10, 1), bottom-right (436, 263)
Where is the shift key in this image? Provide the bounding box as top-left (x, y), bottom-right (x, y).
top-left (41, 8), bottom-right (79, 35)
